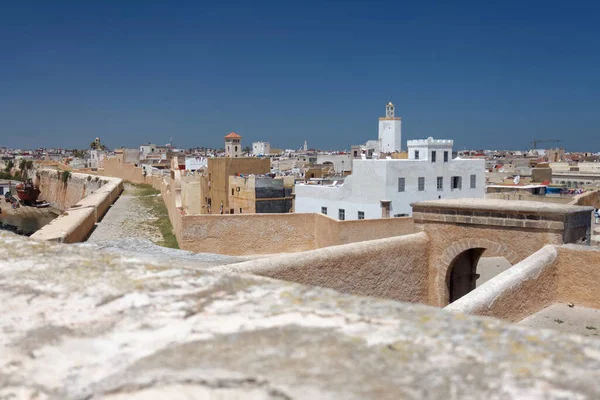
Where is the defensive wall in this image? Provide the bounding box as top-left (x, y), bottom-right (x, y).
top-left (31, 170), bottom-right (123, 244)
top-left (159, 172), bottom-right (414, 255)
top-left (446, 245), bottom-right (600, 322)
top-left (37, 169), bottom-right (108, 211)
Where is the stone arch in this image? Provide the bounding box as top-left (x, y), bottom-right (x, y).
top-left (435, 238), bottom-right (520, 306)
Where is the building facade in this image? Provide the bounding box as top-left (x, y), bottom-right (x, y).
top-left (229, 175), bottom-right (293, 214)
top-left (295, 137), bottom-right (485, 220)
top-left (252, 141), bottom-right (271, 156)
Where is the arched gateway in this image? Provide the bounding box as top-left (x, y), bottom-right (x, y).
top-left (412, 199), bottom-right (592, 306)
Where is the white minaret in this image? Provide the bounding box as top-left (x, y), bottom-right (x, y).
top-left (378, 101), bottom-right (402, 153)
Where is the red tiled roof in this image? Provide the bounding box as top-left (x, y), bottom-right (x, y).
top-left (224, 132), bottom-right (242, 139)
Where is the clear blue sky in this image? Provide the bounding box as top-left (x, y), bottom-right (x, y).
top-left (1, 1), bottom-right (598, 151)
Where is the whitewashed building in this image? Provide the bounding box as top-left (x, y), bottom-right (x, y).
top-left (379, 102), bottom-right (402, 153)
top-left (252, 141), bottom-right (271, 156)
top-left (295, 137), bottom-right (485, 220)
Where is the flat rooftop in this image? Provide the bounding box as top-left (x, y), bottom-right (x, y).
top-left (412, 198), bottom-right (593, 215)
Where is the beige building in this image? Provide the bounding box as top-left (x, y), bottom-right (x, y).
top-left (229, 175), bottom-right (294, 214)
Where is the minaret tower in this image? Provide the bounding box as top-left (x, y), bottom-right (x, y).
top-left (378, 101), bottom-right (402, 153)
top-left (224, 132), bottom-right (242, 158)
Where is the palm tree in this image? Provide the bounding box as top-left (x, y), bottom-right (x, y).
top-left (243, 146), bottom-right (252, 156)
top-left (90, 141), bottom-right (98, 150)
top-left (4, 160), bottom-right (14, 173)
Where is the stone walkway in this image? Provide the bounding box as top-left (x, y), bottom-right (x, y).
top-left (86, 183), bottom-right (163, 244)
top-left (519, 303), bottom-right (600, 338)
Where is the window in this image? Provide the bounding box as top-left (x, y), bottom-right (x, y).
top-left (235, 146), bottom-right (238, 152)
top-left (239, 208), bottom-right (243, 213)
top-left (470, 174), bottom-right (476, 189)
top-left (414, 150), bottom-right (419, 160)
top-left (358, 211), bottom-right (365, 220)
top-left (398, 177), bottom-right (405, 192)
top-left (444, 151), bottom-right (449, 162)
top-left (418, 177), bottom-right (425, 191)
top-left (321, 207), bottom-right (327, 215)
top-left (339, 209), bottom-right (345, 220)
top-left (431, 151), bottom-right (437, 163)
top-left (229, 208), bottom-right (234, 214)
top-left (437, 177), bottom-right (443, 191)
top-left (451, 176), bottom-right (462, 190)
top-left (231, 188), bottom-right (234, 196)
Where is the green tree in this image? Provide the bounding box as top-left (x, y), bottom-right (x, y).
top-left (90, 141), bottom-right (98, 150)
top-left (243, 146), bottom-right (252, 156)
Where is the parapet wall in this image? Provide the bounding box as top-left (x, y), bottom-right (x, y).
top-left (31, 171), bottom-right (123, 244)
top-left (216, 232), bottom-right (430, 303)
top-left (175, 210), bottom-right (414, 256)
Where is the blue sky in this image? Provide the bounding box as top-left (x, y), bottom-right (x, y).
top-left (0, 1), bottom-right (598, 151)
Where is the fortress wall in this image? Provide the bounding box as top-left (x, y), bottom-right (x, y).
top-left (555, 245), bottom-right (600, 309)
top-left (215, 232), bottom-right (431, 303)
top-left (31, 171), bottom-right (123, 243)
top-left (179, 213), bottom-right (318, 255)
top-left (37, 169), bottom-right (108, 211)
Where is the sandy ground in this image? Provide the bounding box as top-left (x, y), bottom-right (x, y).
top-left (518, 303), bottom-right (600, 338)
top-left (86, 183), bottom-right (162, 243)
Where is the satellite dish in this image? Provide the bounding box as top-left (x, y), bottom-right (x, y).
top-left (513, 175), bottom-right (521, 185)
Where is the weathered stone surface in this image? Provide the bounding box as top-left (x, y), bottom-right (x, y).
top-left (2, 231), bottom-right (600, 399)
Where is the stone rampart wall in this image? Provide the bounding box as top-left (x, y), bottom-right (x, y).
top-left (216, 232), bottom-right (431, 303)
top-left (37, 169), bottom-right (108, 211)
top-left (31, 171), bottom-right (123, 244)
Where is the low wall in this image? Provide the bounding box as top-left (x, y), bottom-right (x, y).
top-left (216, 232), bottom-right (431, 303)
top-left (37, 169), bottom-right (108, 211)
top-left (445, 246), bottom-right (559, 322)
top-left (569, 190), bottom-right (600, 209)
top-left (485, 193), bottom-right (572, 204)
top-left (445, 244), bottom-right (600, 322)
top-left (556, 245), bottom-right (600, 309)
top-left (176, 211), bottom-right (415, 256)
top-left (31, 172), bottom-right (123, 244)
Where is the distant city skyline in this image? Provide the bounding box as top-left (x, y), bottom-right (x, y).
top-left (1, 1), bottom-right (599, 152)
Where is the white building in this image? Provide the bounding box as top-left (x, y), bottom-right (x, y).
top-left (378, 102), bottom-right (401, 153)
top-left (89, 150), bottom-right (106, 170)
top-left (295, 137), bottom-right (485, 220)
top-left (252, 141), bottom-right (271, 156)
top-left (185, 156), bottom-right (208, 172)
top-left (316, 154), bottom-right (352, 173)
top-left (225, 132), bottom-right (242, 158)
top-left (139, 144), bottom-right (156, 160)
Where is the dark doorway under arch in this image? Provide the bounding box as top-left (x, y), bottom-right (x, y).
top-left (447, 248), bottom-right (513, 303)
top-left (448, 248), bottom-right (485, 303)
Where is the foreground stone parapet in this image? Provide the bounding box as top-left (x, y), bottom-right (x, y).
top-left (2, 231), bottom-right (600, 399)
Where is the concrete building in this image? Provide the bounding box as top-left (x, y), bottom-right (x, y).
top-left (252, 141), bottom-right (270, 156)
top-left (316, 154), bottom-right (352, 173)
top-left (225, 132), bottom-right (242, 158)
top-left (229, 175), bottom-right (293, 214)
top-left (295, 137), bottom-right (485, 220)
top-left (206, 157), bottom-right (271, 214)
top-left (379, 101), bottom-right (402, 153)
top-left (139, 144), bottom-right (156, 160)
